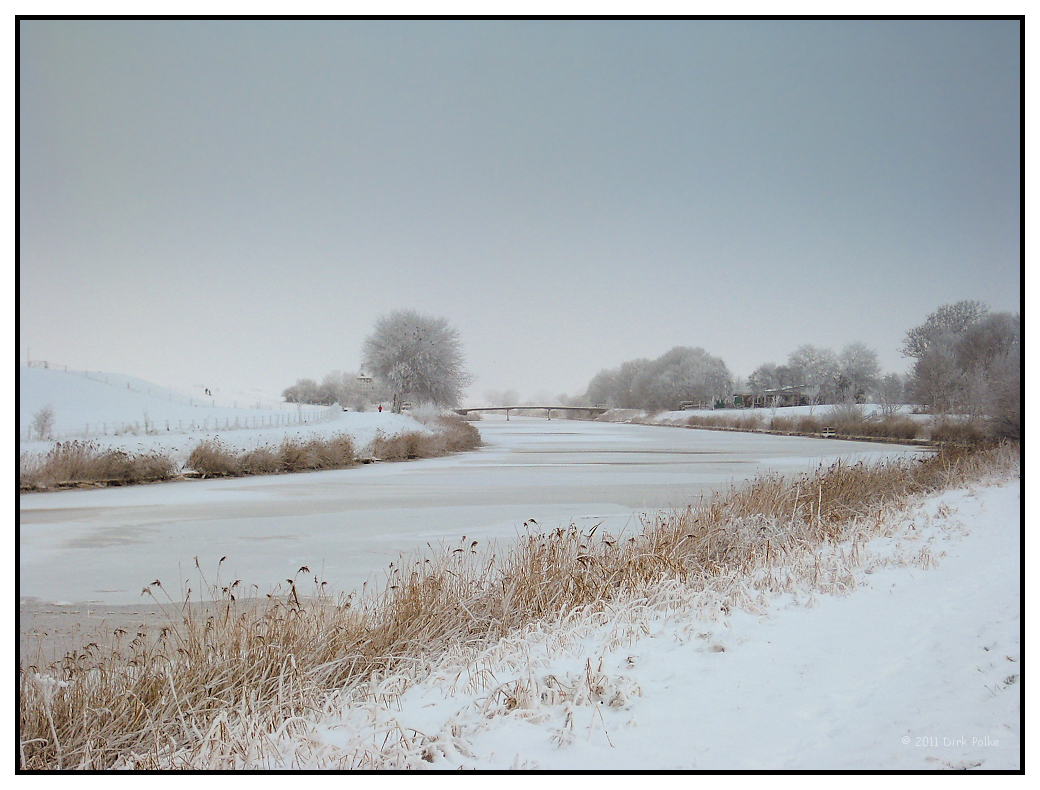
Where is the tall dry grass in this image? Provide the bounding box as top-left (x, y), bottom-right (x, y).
top-left (19, 441), bottom-right (178, 491)
top-left (21, 416), bottom-right (481, 489)
top-left (686, 411), bottom-right (928, 443)
top-left (187, 434), bottom-right (360, 478)
top-left (683, 412), bottom-right (765, 431)
top-left (19, 442), bottom-right (1018, 769)
top-left (370, 414), bottom-right (481, 461)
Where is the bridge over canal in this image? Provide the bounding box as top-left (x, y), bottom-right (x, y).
top-left (455, 405), bottom-right (608, 421)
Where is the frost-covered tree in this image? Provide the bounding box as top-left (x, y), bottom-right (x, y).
top-left (904, 301), bottom-right (1019, 433)
top-left (32, 404), bottom-right (55, 441)
top-left (955, 313), bottom-right (1020, 373)
top-left (748, 364), bottom-right (775, 394)
top-left (584, 369), bottom-right (616, 407)
top-left (836, 342), bottom-right (880, 403)
top-left (282, 378), bottom-right (321, 404)
top-left (362, 310), bottom-right (473, 412)
top-left (954, 312), bottom-right (1020, 433)
top-left (984, 339), bottom-right (1021, 440)
top-left (787, 345), bottom-right (839, 404)
top-left (911, 333), bottom-right (964, 413)
top-left (901, 300), bottom-right (989, 360)
top-left (583, 347), bottom-right (731, 411)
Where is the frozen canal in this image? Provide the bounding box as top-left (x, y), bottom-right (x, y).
top-left (20, 417), bottom-right (927, 606)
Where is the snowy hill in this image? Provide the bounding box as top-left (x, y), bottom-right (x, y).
top-left (19, 365), bottom-right (321, 440)
top-left (18, 365), bottom-right (429, 464)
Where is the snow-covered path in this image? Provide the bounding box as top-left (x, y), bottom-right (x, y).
top-left (275, 479), bottom-right (1020, 771)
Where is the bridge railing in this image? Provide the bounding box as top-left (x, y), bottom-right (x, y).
top-left (456, 405), bottom-right (608, 421)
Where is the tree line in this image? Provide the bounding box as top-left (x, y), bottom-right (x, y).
top-left (581, 300), bottom-right (1019, 438)
top-left (280, 301), bottom-right (1019, 439)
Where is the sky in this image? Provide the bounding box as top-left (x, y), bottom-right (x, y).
top-left (18, 20), bottom-right (1021, 404)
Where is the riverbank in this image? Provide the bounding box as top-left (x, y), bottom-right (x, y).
top-left (20, 441), bottom-right (1019, 769)
top-left (596, 404), bottom-right (987, 447)
top-left (20, 418), bottom-right (935, 609)
top-left (19, 412), bottom-right (480, 492)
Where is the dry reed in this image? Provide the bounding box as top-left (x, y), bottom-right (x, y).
top-left (686, 411), bottom-right (927, 443)
top-left (19, 441), bottom-right (178, 492)
top-left (370, 414), bottom-right (481, 461)
top-left (19, 442), bottom-right (1018, 769)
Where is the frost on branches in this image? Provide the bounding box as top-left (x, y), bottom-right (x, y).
top-left (362, 310), bottom-right (473, 412)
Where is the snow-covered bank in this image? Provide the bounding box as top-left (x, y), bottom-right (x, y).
top-left (650, 404), bottom-right (928, 425)
top-left (19, 365), bottom-right (437, 467)
top-left (19, 365), bottom-right (334, 441)
top-left (257, 478), bottom-right (1020, 771)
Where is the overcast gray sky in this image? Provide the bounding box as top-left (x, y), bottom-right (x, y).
top-left (19, 20), bottom-right (1021, 403)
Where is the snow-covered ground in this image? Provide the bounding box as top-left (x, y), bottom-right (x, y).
top-left (261, 477), bottom-right (1021, 770)
top-left (19, 365), bottom-right (433, 466)
top-left (17, 367), bottom-right (1022, 769)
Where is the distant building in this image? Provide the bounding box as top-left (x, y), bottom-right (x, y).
top-left (761, 385), bottom-right (809, 408)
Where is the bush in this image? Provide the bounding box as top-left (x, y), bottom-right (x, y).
top-left (796, 415), bottom-right (823, 433)
top-left (683, 413), bottom-right (764, 431)
top-left (187, 439), bottom-right (241, 477)
top-left (435, 413), bottom-right (482, 452)
top-left (854, 416), bottom-right (922, 441)
top-left (239, 445), bottom-right (281, 475)
top-left (370, 431), bottom-right (432, 461)
top-left (369, 414), bottom-right (481, 461)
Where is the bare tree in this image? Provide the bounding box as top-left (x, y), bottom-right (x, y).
top-left (362, 310), bottom-right (473, 412)
top-left (32, 404), bottom-right (55, 441)
top-left (905, 302), bottom-right (1019, 436)
top-left (911, 332), bottom-right (965, 413)
top-left (985, 343), bottom-right (1020, 440)
top-left (877, 373), bottom-right (907, 416)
